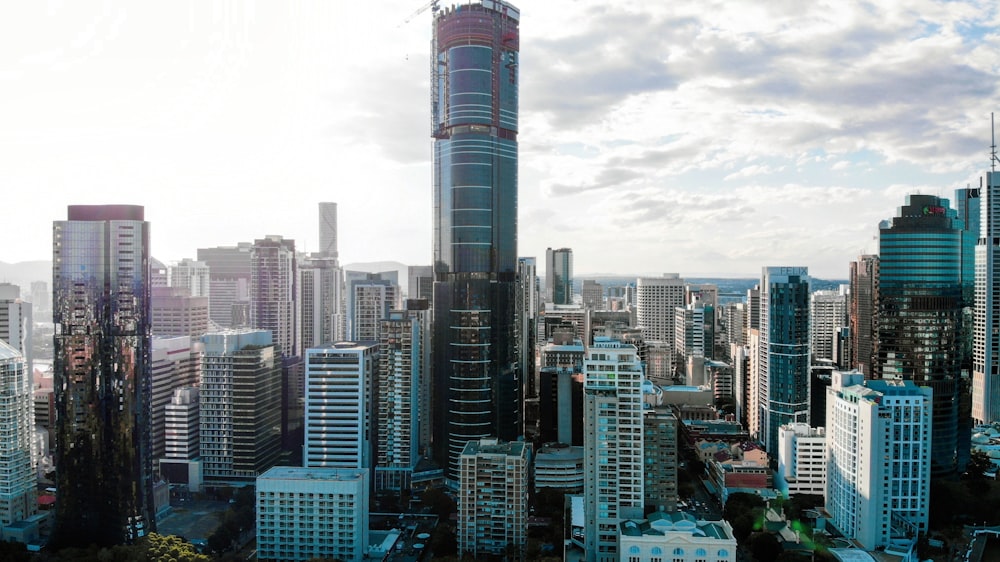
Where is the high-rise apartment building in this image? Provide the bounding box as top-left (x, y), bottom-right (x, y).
top-left (583, 338), bottom-right (644, 562)
top-left (159, 386), bottom-right (202, 491)
top-left (974, 172), bottom-right (1000, 425)
top-left (318, 202), bottom-right (339, 259)
top-left (349, 277), bottom-right (396, 342)
top-left (375, 311), bottom-right (421, 492)
top-left (167, 258), bottom-right (210, 298)
top-left (151, 287), bottom-right (210, 337)
top-left (636, 274), bottom-right (685, 375)
top-left (0, 342), bottom-right (37, 532)
top-left (197, 243), bottom-right (252, 328)
top-left (877, 194), bottom-right (968, 476)
top-left (297, 255), bottom-right (345, 355)
top-left (581, 279), bottom-right (603, 310)
top-left (776, 423), bottom-right (826, 498)
top-left (546, 247), bottom-right (574, 304)
top-left (757, 267), bottom-right (811, 452)
top-left (257, 467), bottom-right (369, 562)
top-left (516, 257), bottom-right (539, 403)
top-left (150, 336), bottom-right (202, 460)
top-left (407, 265), bottom-right (433, 302)
top-left (52, 204), bottom-right (154, 546)
top-left (457, 438), bottom-right (530, 560)
top-left (849, 255), bottom-right (879, 376)
top-left (810, 289), bottom-right (847, 364)
top-left (826, 372), bottom-right (930, 550)
top-left (200, 330), bottom-right (282, 484)
top-left (304, 342), bottom-right (378, 469)
top-left (643, 406), bottom-right (679, 513)
top-left (431, 0), bottom-right (521, 479)
top-left (0, 283), bottom-right (32, 375)
top-left (674, 301), bottom-right (706, 380)
top-left (251, 236), bottom-right (296, 357)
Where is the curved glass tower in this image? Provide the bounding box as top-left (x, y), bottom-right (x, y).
top-left (431, 0), bottom-right (521, 478)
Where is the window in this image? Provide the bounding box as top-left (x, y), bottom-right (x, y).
top-left (674, 548), bottom-right (685, 556)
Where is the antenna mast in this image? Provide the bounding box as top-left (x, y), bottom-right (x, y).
top-left (993, 112), bottom-right (998, 172)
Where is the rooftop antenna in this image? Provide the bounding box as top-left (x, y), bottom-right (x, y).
top-left (992, 112), bottom-right (998, 172)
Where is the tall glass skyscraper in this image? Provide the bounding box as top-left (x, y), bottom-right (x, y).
top-left (546, 247), bottom-right (573, 304)
top-left (52, 205), bottom-right (154, 546)
top-left (973, 172), bottom-right (1000, 425)
top-left (431, 0), bottom-right (521, 478)
top-left (876, 194), bottom-right (968, 476)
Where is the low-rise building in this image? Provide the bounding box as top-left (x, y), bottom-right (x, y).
top-left (618, 512), bottom-right (737, 562)
top-left (534, 443), bottom-right (584, 492)
top-left (776, 423), bottom-right (826, 498)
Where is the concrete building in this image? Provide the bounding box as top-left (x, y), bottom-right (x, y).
top-left (756, 267), bottom-right (811, 452)
top-left (256, 466), bottom-right (369, 562)
top-left (167, 258), bottom-right (210, 298)
top-left (297, 254), bottom-right (345, 356)
top-left (811, 290), bottom-right (847, 364)
top-left (534, 443), bottom-right (584, 492)
top-left (584, 338), bottom-right (645, 562)
top-left (546, 247), bottom-right (574, 304)
top-left (150, 336), bottom-right (202, 460)
top-left (250, 235), bottom-right (296, 356)
top-left (197, 243), bottom-right (252, 329)
top-left (151, 287), bottom-right (210, 338)
top-left (318, 202), bottom-right (339, 260)
top-left (457, 438), bottom-right (530, 560)
top-left (159, 387), bottom-right (202, 491)
top-left (375, 311), bottom-right (422, 492)
top-left (0, 342), bottom-right (37, 537)
top-left (304, 342), bottom-right (378, 469)
top-left (643, 406), bottom-right (679, 513)
top-left (0, 284), bottom-right (32, 375)
top-left (637, 274), bottom-right (686, 376)
top-left (582, 279), bottom-right (604, 310)
top-left (618, 513), bottom-right (737, 562)
top-left (200, 330), bottom-right (282, 484)
top-left (52, 204), bottom-right (154, 546)
top-left (776, 423), bottom-right (826, 498)
top-left (675, 301), bottom-right (706, 381)
top-left (974, 170), bottom-right (1000, 425)
top-left (826, 371), bottom-right (931, 550)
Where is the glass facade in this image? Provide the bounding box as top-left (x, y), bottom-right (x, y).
top-left (431, 1), bottom-right (521, 479)
top-left (876, 194), bottom-right (968, 476)
top-left (52, 204), bottom-right (154, 546)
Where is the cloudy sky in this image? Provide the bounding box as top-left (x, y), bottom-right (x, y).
top-left (2, 0), bottom-right (998, 279)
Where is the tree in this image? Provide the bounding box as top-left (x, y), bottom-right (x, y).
top-left (420, 487), bottom-right (456, 519)
top-left (965, 450), bottom-right (994, 480)
top-left (750, 532), bottom-right (783, 562)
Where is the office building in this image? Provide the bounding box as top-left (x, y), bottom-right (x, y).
top-left (318, 202), bottom-right (339, 259)
top-left (167, 258), bottom-right (210, 298)
top-left (197, 243), bottom-right (252, 328)
top-left (304, 342), bottom-right (378, 469)
top-left (581, 279), bottom-right (603, 310)
top-left (754, 267), bottom-right (811, 452)
top-left (811, 290), bottom-right (847, 364)
top-left (877, 194), bottom-right (968, 476)
top-left (150, 286), bottom-right (209, 337)
top-left (30, 281), bottom-right (49, 320)
top-left (256, 466), bottom-right (369, 562)
top-left (431, 0), bottom-right (521, 479)
top-left (297, 255), bottom-right (345, 355)
top-left (150, 336), bottom-right (202, 460)
top-left (457, 438), bottom-right (530, 560)
top-left (52, 204), bottom-right (154, 546)
top-left (643, 406), bottom-right (679, 513)
top-left (407, 265), bottom-right (433, 302)
top-left (0, 283), bottom-right (32, 375)
top-left (159, 387), bottom-right (202, 491)
top-left (675, 301), bottom-right (706, 380)
top-left (775, 423), bottom-right (826, 498)
top-left (0, 342), bottom-right (37, 534)
top-left (974, 172), bottom-right (1000, 425)
top-left (200, 330), bottom-right (282, 484)
top-left (251, 236), bottom-right (296, 357)
top-left (348, 275), bottom-right (397, 342)
top-left (375, 311), bottom-right (422, 492)
top-left (546, 247), bottom-right (574, 304)
top-left (618, 513), bottom-right (737, 562)
top-left (583, 338), bottom-right (644, 562)
top-left (849, 255), bottom-right (879, 376)
top-left (637, 274), bottom-right (686, 376)
top-left (516, 257), bottom-right (538, 402)
top-left (826, 372), bottom-right (931, 550)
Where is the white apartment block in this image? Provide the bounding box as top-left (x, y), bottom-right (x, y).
top-left (618, 512), bottom-right (737, 562)
top-left (304, 342), bottom-right (378, 469)
top-left (164, 387), bottom-right (200, 460)
top-left (675, 303), bottom-right (706, 371)
top-left (776, 423), bottom-right (826, 498)
top-left (0, 284), bottom-right (32, 375)
top-left (151, 336), bottom-right (202, 460)
top-left (810, 290), bottom-right (846, 364)
top-left (458, 438), bottom-right (530, 559)
top-left (636, 275), bottom-right (685, 353)
top-left (826, 372), bottom-right (931, 550)
top-left (0, 342), bottom-right (37, 532)
top-left (168, 258), bottom-right (211, 298)
top-left (584, 338), bottom-right (645, 562)
top-left (256, 466), bottom-right (369, 562)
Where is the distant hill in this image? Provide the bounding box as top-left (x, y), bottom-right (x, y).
top-left (0, 261), bottom-right (51, 292)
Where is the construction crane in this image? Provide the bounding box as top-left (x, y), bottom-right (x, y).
top-left (401, 0), bottom-right (440, 26)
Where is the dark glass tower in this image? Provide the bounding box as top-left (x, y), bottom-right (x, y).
top-left (876, 194), bottom-right (968, 476)
top-left (52, 205), bottom-right (154, 546)
top-left (431, 0), bottom-right (521, 478)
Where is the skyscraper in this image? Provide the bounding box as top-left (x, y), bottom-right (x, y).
top-left (546, 247), bottom-right (574, 304)
top-left (375, 311), bottom-right (422, 492)
top-left (757, 266), bottom-right (811, 452)
top-left (849, 255), bottom-right (879, 376)
top-left (636, 274), bottom-right (686, 373)
top-left (810, 289), bottom-right (847, 364)
top-left (877, 194), bottom-right (967, 476)
top-left (431, 0), bottom-right (521, 479)
top-left (0, 283), bottom-right (32, 375)
top-left (974, 171), bottom-right (1000, 425)
top-left (52, 204), bottom-right (154, 546)
top-left (318, 202), bottom-right (339, 259)
top-left (197, 243), bottom-right (252, 328)
top-left (251, 235), bottom-right (296, 356)
top-left (0, 342), bottom-right (37, 532)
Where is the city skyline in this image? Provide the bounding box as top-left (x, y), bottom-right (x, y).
top-left (3, 1), bottom-right (999, 278)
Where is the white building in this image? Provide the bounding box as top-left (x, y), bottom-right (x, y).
top-left (974, 170), bottom-right (1000, 425)
top-left (826, 371), bottom-right (931, 550)
top-left (150, 336), bottom-right (202, 460)
top-left (584, 338), bottom-right (645, 562)
top-left (0, 342), bottom-right (37, 536)
top-left (256, 466), bottom-right (369, 562)
top-left (636, 275), bottom-right (686, 370)
top-left (168, 258), bottom-right (210, 298)
top-left (375, 311), bottom-right (422, 492)
top-left (618, 512), bottom-right (737, 562)
top-left (776, 423), bottom-right (826, 498)
top-left (160, 386), bottom-right (202, 491)
top-left (458, 438), bottom-right (530, 559)
top-left (297, 254), bottom-right (345, 357)
top-left (304, 342), bottom-right (378, 469)
top-left (0, 284), bottom-right (32, 375)
top-left (534, 444), bottom-right (584, 492)
top-left (810, 290), bottom-right (847, 364)
top-left (675, 301), bottom-right (706, 379)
